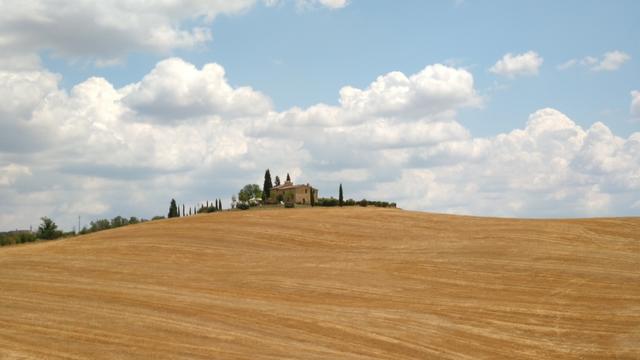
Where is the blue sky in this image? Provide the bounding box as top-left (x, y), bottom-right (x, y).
top-left (0, 0), bottom-right (638, 230)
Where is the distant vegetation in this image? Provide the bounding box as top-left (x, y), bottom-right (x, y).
top-left (79, 215), bottom-right (149, 235)
top-left (316, 198), bottom-right (396, 208)
top-left (2, 169), bottom-right (397, 248)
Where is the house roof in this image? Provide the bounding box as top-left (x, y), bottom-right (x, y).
top-left (272, 184), bottom-right (314, 191)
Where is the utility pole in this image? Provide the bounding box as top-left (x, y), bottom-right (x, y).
top-left (78, 216), bottom-right (81, 234)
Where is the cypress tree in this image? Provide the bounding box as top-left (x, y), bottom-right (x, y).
top-left (274, 176), bottom-right (281, 187)
top-left (168, 199), bottom-right (178, 218)
top-left (182, 204), bottom-right (185, 217)
top-left (339, 184), bottom-right (344, 207)
top-left (286, 173), bottom-right (291, 183)
top-left (263, 169), bottom-right (273, 203)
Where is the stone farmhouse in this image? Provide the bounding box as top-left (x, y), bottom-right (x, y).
top-left (269, 177), bottom-right (317, 205)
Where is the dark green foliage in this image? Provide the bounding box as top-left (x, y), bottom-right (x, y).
top-left (110, 216), bottom-right (128, 228)
top-left (339, 184), bottom-right (344, 207)
top-left (37, 217), bottom-right (62, 240)
top-left (236, 202), bottom-right (250, 210)
top-left (129, 217), bottom-right (140, 225)
top-left (316, 197), bottom-right (339, 206)
top-left (274, 176), bottom-right (281, 186)
top-left (284, 201), bottom-right (295, 208)
top-left (152, 216), bottom-right (165, 221)
top-left (263, 169), bottom-right (273, 202)
top-left (316, 197), bottom-right (396, 208)
top-left (90, 219), bottom-right (111, 231)
top-left (310, 189), bottom-right (315, 207)
top-left (168, 199), bottom-right (179, 218)
top-left (0, 231), bottom-right (37, 246)
top-left (286, 173), bottom-right (291, 182)
top-left (238, 184), bottom-right (262, 204)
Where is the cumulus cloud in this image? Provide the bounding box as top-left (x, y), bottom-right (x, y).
top-left (339, 64), bottom-right (480, 118)
top-left (558, 51), bottom-right (631, 72)
top-left (122, 58), bottom-right (271, 122)
top-left (373, 108), bottom-right (639, 217)
top-left (490, 51), bottom-right (544, 78)
top-left (0, 57), bottom-right (638, 231)
top-left (0, 0), bottom-right (349, 66)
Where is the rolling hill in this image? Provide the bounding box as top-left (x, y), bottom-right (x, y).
top-left (0, 207), bottom-right (638, 359)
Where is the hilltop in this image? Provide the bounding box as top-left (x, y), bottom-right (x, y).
top-left (0, 208), bottom-right (638, 359)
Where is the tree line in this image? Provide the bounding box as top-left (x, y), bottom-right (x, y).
top-left (167, 198), bottom-right (224, 218)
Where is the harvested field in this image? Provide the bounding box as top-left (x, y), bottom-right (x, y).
top-left (0, 207), bottom-right (638, 359)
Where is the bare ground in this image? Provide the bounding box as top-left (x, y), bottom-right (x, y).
top-left (0, 207), bottom-right (638, 359)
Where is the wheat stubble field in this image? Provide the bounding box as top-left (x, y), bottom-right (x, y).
top-left (0, 208), bottom-right (638, 359)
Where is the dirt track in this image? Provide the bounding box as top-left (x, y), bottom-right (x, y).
top-left (0, 207), bottom-right (638, 359)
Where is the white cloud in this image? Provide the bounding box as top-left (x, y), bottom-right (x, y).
top-left (490, 51), bottom-right (544, 78)
top-left (592, 51), bottom-right (631, 71)
top-left (558, 51), bottom-right (631, 72)
top-left (373, 108), bottom-right (639, 217)
top-left (309, 0), bottom-right (349, 9)
top-left (0, 0), bottom-right (348, 66)
top-left (122, 58), bottom-right (272, 122)
top-left (630, 90), bottom-right (640, 120)
top-left (557, 59), bottom-right (577, 70)
top-left (267, 0), bottom-right (349, 9)
top-left (0, 58), bottom-right (638, 231)
top-left (339, 64), bottom-right (481, 118)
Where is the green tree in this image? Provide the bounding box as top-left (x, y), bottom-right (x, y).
top-left (339, 184), bottom-right (344, 207)
top-left (286, 173), bottom-right (291, 182)
top-left (239, 184), bottom-right (262, 203)
top-left (168, 199), bottom-right (179, 218)
top-left (111, 216), bottom-right (128, 228)
top-left (263, 169), bottom-right (273, 202)
top-left (310, 188), bottom-right (315, 207)
top-left (274, 176), bottom-right (281, 187)
top-left (37, 217), bottom-right (62, 240)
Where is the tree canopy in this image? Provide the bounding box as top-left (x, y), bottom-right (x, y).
top-left (37, 217), bottom-right (62, 240)
top-left (239, 184), bottom-right (262, 203)
top-left (168, 199), bottom-right (179, 218)
top-left (263, 169), bottom-right (273, 202)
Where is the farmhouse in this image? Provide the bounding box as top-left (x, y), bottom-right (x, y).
top-left (269, 177), bottom-right (317, 205)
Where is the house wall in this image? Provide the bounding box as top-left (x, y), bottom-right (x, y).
top-left (270, 185), bottom-right (317, 205)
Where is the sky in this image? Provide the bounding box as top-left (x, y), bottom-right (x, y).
top-left (0, 0), bottom-right (639, 231)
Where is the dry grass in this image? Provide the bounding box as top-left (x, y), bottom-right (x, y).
top-left (0, 207), bottom-right (638, 359)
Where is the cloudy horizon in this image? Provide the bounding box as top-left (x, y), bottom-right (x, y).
top-left (1, 0), bottom-right (638, 231)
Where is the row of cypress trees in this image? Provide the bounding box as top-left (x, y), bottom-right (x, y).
top-left (168, 198), bottom-right (223, 218)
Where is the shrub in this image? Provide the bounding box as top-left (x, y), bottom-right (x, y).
top-left (237, 202), bottom-right (250, 210)
top-left (37, 217), bottom-right (63, 240)
top-left (151, 216), bottom-right (165, 221)
top-left (284, 201), bottom-right (295, 208)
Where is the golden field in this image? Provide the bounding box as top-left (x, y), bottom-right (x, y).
top-left (0, 207), bottom-right (638, 359)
